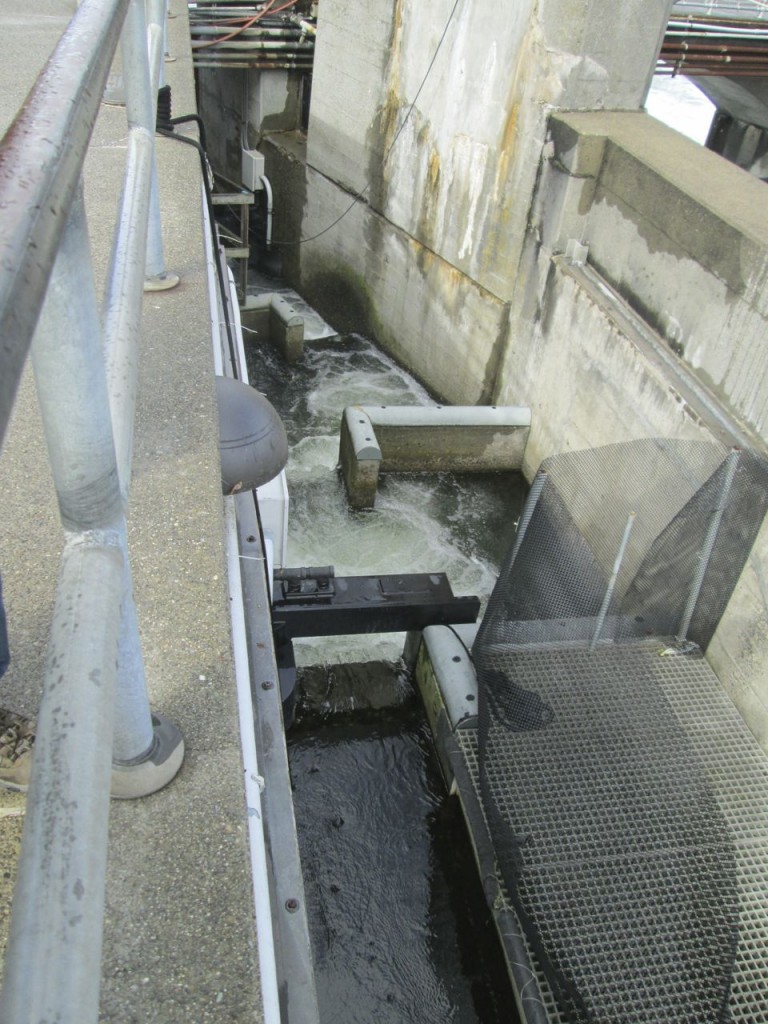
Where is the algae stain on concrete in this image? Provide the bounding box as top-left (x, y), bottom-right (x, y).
top-left (306, 263), bottom-right (382, 340)
top-left (366, 0), bottom-right (406, 214)
top-left (416, 146), bottom-right (442, 251)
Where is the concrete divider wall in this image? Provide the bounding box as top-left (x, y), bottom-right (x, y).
top-left (339, 405), bottom-right (530, 508)
top-left (544, 112), bottom-right (768, 441)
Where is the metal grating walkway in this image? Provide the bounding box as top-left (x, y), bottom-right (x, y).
top-left (456, 641), bottom-right (768, 1024)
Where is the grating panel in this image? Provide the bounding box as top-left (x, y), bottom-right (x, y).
top-left (456, 644), bottom-right (768, 1023)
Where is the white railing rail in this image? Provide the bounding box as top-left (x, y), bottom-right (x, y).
top-left (0, 1), bottom-right (184, 1020)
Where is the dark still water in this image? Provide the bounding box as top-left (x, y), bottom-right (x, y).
top-left (289, 672), bottom-right (519, 1024)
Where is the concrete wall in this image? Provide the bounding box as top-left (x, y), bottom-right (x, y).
top-left (307, 0), bottom-right (670, 300)
top-left (277, 0), bottom-right (671, 396)
top-left (528, 112), bottom-right (768, 440)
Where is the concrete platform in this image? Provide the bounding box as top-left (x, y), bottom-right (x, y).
top-left (0, 4), bottom-right (263, 1020)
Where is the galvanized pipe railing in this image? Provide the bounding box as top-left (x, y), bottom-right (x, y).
top-left (0, 0), bottom-right (184, 1019)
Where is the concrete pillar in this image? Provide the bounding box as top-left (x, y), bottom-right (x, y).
top-left (273, 0), bottom-right (676, 402)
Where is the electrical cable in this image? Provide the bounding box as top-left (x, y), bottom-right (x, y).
top-left (444, 623), bottom-right (476, 665)
top-left (157, 125), bottom-right (240, 375)
top-left (271, 0), bottom-right (462, 247)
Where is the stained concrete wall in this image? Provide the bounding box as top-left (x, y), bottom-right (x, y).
top-left (531, 112), bottom-right (768, 439)
top-left (267, 0), bottom-right (671, 397)
top-left (307, 0), bottom-right (671, 302)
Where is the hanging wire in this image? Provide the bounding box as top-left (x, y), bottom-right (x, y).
top-left (272, 0), bottom-right (463, 246)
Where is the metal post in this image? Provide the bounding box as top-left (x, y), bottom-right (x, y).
top-left (121, 0), bottom-right (178, 290)
top-left (103, 124), bottom-right (154, 488)
top-left (676, 447), bottom-right (741, 643)
top-left (508, 468), bottom-right (548, 567)
top-left (30, 186), bottom-right (125, 536)
top-left (591, 511), bottom-right (636, 650)
top-left (0, 533), bottom-right (123, 1024)
top-left (31, 184), bottom-right (182, 793)
top-left (31, 184), bottom-right (155, 756)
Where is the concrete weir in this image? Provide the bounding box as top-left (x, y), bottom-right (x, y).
top-left (339, 404), bottom-right (531, 509)
top-left (240, 292), bottom-right (305, 364)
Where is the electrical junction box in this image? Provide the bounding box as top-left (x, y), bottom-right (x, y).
top-left (242, 149), bottom-right (265, 191)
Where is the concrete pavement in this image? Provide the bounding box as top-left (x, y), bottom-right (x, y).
top-left (0, 3), bottom-right (263, 1020)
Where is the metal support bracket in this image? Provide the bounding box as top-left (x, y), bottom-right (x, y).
top-left (272, 569), bottom-right (479, 642)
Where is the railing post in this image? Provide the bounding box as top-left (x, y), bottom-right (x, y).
top-left (121, 0), bottom-right (179, 290)
top-left (0, 185), bottom-right (127, 1024)
top-left (30, 183), bottom-right (183, 797)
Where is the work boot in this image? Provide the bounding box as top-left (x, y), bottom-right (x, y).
top-left (0, 710), bottom-right (35, 792)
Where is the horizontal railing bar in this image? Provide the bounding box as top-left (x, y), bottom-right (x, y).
top-left (0, 531), bottom-right (124, 1024)
top-left (0, 0), bottom-right (130, 449)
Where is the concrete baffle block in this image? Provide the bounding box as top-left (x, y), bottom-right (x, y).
top-left (339, 404), bottom-right (530, 508)
top-left (339, 406), bottom-right (382, 509)
top-left (240, 293), bottom-right (305, 363)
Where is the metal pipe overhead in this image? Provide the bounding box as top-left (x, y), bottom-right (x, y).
top-left (189, 4), bottom-right (315, 68)
top-left (659, 12), bottom-right (768, 75)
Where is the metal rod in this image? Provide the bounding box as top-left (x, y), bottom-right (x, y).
top-left (34, 184), bottom-right (155, 763)
top-left (0, 0), bottom-right (129, 445)
top-left (121, 0), bottom-right (167, 282)
top-left (31, 188), bottom-right (124, 531)
top-left (590, 511), bottom-right (636, 650)
top-left (508, 468), bottom-right (548, 568)
top-left (676, 448), bottom-right (741, 642)
top-left (104, 127), bottom-right (153, 491)
top-left (0, 531), bottom-right (123, 1024)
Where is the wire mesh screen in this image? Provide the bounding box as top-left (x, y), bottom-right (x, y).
top-left (472, 438), bottom-right (768, 1024)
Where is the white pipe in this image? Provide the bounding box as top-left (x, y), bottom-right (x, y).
top-left (362, 404), bottom-right (532, 428)
top-left (260, 174), bottom-right (273, 249)
top-left (224, 499), bottom-right (282, 1024)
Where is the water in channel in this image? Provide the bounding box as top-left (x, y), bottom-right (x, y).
top-left (245, 333), bottom-right (525, 1023)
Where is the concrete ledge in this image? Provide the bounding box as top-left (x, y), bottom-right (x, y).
top-left (241, 292), bottom-right (304, 363)
top-left (339, 404), bottom-right (530, 509)
top-left (547, 111), bottom-right (768, 440)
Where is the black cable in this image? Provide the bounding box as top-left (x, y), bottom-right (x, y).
top-left (444, 622), bottom-right (476, 664)
top-left (168, 113), bottom-right (208, 154)
top-left (272, 0), bottom-right (462, 247)
top-left (157, 126), bottom-right (240, 377)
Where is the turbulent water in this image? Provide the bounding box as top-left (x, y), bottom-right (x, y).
top-left (246, 331), bottom-right (524, 1023)
top-left (247, 334), bottom-right (525, 665)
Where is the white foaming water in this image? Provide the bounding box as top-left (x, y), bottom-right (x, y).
top-left (249, 335), bottom-right (523, 666)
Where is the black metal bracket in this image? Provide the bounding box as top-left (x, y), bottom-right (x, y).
top-left (272, 569), bottom-right (479, 643)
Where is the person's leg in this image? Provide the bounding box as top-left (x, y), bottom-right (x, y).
top-left (0, 572), bottom-right (34, 791)
top-left (0, 572), bottom-right (8, 680)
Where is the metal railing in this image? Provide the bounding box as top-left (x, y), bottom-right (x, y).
top-left (0, 1), bottom-right (184, 1020)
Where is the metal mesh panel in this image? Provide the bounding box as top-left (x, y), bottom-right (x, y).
top-left (472, 439), bottom-right (768, 1023)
